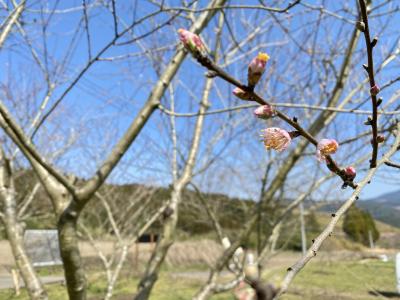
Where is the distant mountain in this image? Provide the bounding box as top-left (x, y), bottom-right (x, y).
top-left (363, 190), bottom-right (400, 206)
top-left (319, 190), bottom-right (400, 228)
top-left (358, 190), bottom-right (400, 228)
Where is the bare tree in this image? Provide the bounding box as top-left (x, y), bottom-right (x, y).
top-left (134, 12), bottom-right (226, 299)
top-left (0, 147), bottom-right (47, 299)
top-left (1, 1), bottom-right (400, 300)
top-left (0, 1), bottom-right (227, 299)
top-left (167, 1), bottom-right (400, 299)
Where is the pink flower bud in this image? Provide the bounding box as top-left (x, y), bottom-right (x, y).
top-left (370, 85), bottom-right (380, 96)
top-left (262, 127), bottom-right (291, 152)
top-left (178, 29), bottom-right (206, 56)
top-left (248, 52), bottom-right (270, 87)
top-left (377, 135), bottom-right (385, 143)
top-left (370, 135), bottom-right (385, 145)
top-left (344, 166), bottom-right (356, 180)
top-left (233, 87), bottom-right (252, 100)
top-left (316, 139), bottom-right (339, 162)
top-left (254, 105), bottom-right (275, 119)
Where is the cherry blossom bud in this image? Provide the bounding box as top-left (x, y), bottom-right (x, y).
top-left (370, 135), bottom-right (385, 145)
top-left (377, 135), bottom-right (385, 143)
top-left (344, 166), bottom-right (356, 181)
top-left (178, 29), bottom-right (207, 57)
top-left (316, 139), bottom-right (339, 162)
top-left (261, 127), bottom-right (291, 152)
top-left (370, 84), bottom-right (380, 96)
top-left (233, 87), bottom-right (252, 100)
top-left (254, 105), bottom-right (276, 119)
top-left (248, 52), bottom-right (270, 88)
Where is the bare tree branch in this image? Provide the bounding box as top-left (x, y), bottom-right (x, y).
top-left (358, 0), bottom-right (380, 167)
top-left (276, 123), bottom-right (400, 298)
top-left (0, 0), bottom-right (25, 49)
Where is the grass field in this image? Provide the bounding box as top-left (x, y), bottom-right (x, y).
top-left (0, 252), bottom-right (398, 300)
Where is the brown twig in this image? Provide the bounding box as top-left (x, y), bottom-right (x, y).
top-left (384, 160), bottom-right (400, 169)
top-left (359, 0), bottom-right (379, 168)
top-left (276, 122), bottom-right (400, 298)
top-left (194, 54), bottom-right (357, 189)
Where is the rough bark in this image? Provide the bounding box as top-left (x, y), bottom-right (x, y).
top-left (0, 148), bottom-right (47, 300)
top-left (57, 201), bottom-right (85, 299)
top-left (135, 187), bottom-right (181, 300)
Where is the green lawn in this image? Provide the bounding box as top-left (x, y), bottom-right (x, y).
top-left (0, 258), bottom-right (397, 299)
top-left (274, 260), bottom-right (397, 300)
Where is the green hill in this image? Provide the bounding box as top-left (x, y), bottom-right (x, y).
top-left (1, 169), bottom-right (399, 250)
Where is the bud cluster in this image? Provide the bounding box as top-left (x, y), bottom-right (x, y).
top-left (177, 29), bottom-right (355, 184)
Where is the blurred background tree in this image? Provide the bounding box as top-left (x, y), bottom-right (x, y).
top-left (343, 205), bottom-right (380, 246)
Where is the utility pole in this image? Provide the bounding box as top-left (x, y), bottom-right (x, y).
top-left (368, 230), bottom-right (375, 249)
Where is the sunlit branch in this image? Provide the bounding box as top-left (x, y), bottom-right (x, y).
top-left (276, 123), bottom-right (400, 297)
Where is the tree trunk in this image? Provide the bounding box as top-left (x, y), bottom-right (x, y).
top-left (0, 151), bottom-right (47, 300)
top-left (135, 188), bottom-right (180, 300)
top-left (2, 197), bottom-right (48, 300)
top-left (57, 202), bottom-right (86, 300)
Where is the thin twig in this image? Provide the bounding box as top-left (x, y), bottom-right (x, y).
top-left (30, 7), bottom-right (177, 138)
top-left (158, 103), bottom-right (400, 117)
top-left (384, 160), bottom-right (400, 169)
top-left (82, 0), bottom-right (92, 60)
top-left (0, 0), bottom-right (25, 49)
top-left (0, 105), bottom-right (76, 195)
top-left (111, 0), bottom-right (118, 37)
top-left (147, 1), bottom-right (301, 14)
top-left (359, 0), bottom-right (379, 168)
top-left (276, 123), bottom-right (400, 298)
top-left (192, 54), bottom-right (356, 188)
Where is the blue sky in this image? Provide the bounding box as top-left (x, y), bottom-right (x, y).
top-left (1, 0), bottom-right (400, 201)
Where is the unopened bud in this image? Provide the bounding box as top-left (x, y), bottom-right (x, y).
top-left (205, 71), bottom-right (217, 78)
top-left (248, 52), bottom-right (270, 88)
top-left (232, 87), bottom-right (252, 101)
top-left (370, 84), bottom-right (380, 96)
top-left (356, 21), bottom-right (365, 32)
top-left (289, 131), bottom-right (301, 138)
top-left (364, 117), bottom-right (373, 125)
top-left (344, 166), bottom-right (356, 181)
top-left (254, 105), bottom-right (276, 119)
top-left (316, 139), bottom-right (339, 162)
top-left (371, 37), bottom-right (378, 48)
top-left (377, 135), bottom-right (385, 143)
top-left (178, 29), bottom-right (207, 57)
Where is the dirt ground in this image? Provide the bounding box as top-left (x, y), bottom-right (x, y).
top-left (0, 239), bottom-right (221, 275)
top-left (1, 239), bottom-right (396, 274)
